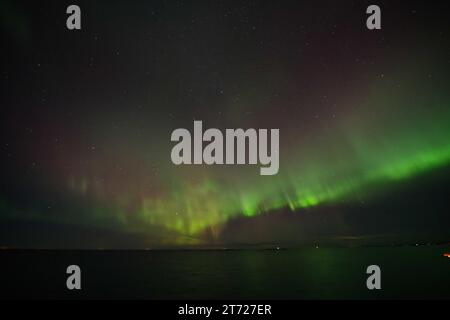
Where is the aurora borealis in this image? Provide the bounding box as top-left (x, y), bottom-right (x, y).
top-left (1, 0), bottom-right (450, 248)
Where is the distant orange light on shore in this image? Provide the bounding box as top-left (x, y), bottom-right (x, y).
top-left (444, 253), bottom-right (450, 258)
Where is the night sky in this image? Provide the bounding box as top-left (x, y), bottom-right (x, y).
top-left (1, 0), bottom-right (450, 248)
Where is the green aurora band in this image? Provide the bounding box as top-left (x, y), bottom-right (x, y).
top-left (61, 75), bottom-right (450, 243)
top-left (2, 66), bottom-right (450, 245)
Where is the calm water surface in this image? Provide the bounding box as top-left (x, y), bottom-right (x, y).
top-left (1, 246), bottom-right (449, 299)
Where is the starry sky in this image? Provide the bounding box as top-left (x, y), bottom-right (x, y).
top-left (1, 0), bottom-right (450, 248)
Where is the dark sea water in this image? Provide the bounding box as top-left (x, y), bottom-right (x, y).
top-left (1, 245), bottom-right (449, 299)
